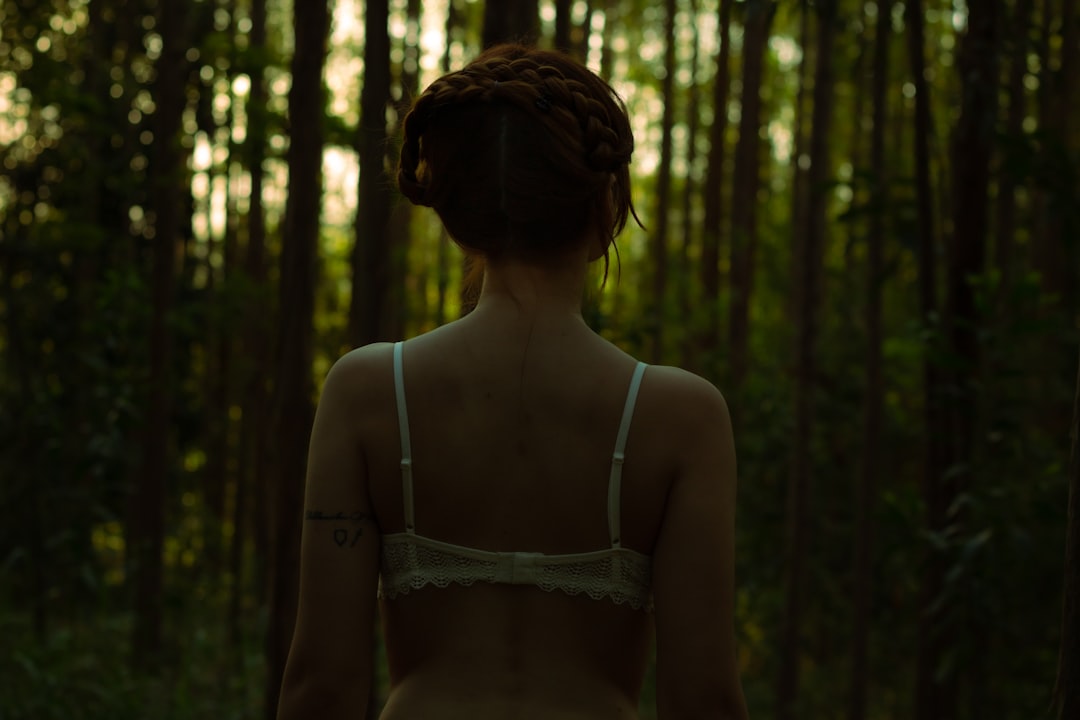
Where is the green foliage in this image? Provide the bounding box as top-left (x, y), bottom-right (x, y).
top-left (0, 609), bottom-right (265, 720)
top-left (1, 617), bottom-right (144, 720)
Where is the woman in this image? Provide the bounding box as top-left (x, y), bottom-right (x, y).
top-left (278, 44), bottom-right (748, 719)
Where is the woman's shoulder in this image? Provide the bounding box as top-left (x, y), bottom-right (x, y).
top-left (634, 363), bottom-right (734, 451)
top-left (319, 342), bottom-right (398, 406)
top-left (641, 363), bottom-right (729, 414)
top-left (588, 334), bottom-right (731, 432)
top-left (326, 341), bottom-right (395, 377)
top-left (641, 363), bottom-right (725, 401)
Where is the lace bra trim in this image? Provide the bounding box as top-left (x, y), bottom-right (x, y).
top-left (379, 532), bottom-right (653, 611)
top-left (381, 342), bottom-right (652, 611)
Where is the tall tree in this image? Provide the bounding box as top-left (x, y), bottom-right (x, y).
top-left (551, 0), bottom-right (593, 57)
top-left (1055, 343), bottom-right (1080, 719)
top-left (577, 0), bottom-right (595, 59)
top-left (905, 0), bottom-right (938, 342)
top-left (200, 0), bottom-right (238, 584)
top-left (700, 0), bottom-right (734, 367)
top-left (1057, 0), bottom-right (1078, 310)
top-left (349, 0), bottom-right (393, 347)
top-left (907, 0), bottom-right (949, 712)
top-left (1059, 0), bottom-right (1078, 163)
top-left (1033, 0), bottom-right (1078, 307)
top-left (482, 0), bottom-right (540, 47)
top-left (727, 0), bottom-right (775, 394)
top-left (385, 0), bottom-right (422, 340)
top-left (435, 0), bottom-right (459, 326)
top-left (946, 3), bottom-right (1000, 715)
top-left (915, 1), bottom-right (1001, 717)
top-left (264, 0), bottom-right (330, 716)
top-left (599, 0), bottom-right (616, 81)
top-left (778, 1), bottom-right (838, 717)
top-left (850, 3), bottom-right (892, 719)
top-left (994, 0), bottom-right (1034, 293)
top-left (232, 0), bottom-right (271, 652)
top-left (130, 0), bottom-right (188, 667)
top-left (841, 4), bottom-right (884, 276)
top-left (786, 0), bottom-right (812, 326)
top-left (679, 0), bottom-right (702, 369)
top-left (648, 0), bottom-right (677, 363)
top-left (555, 0), bottom-right (573, 50)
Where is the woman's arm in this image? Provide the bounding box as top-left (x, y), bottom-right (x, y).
top-left (278, 349), bottom-right (383, 720)
top-left (651, 370), bottom-right (748, 720)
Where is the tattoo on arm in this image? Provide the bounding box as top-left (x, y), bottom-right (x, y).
top-left (306, 510), bottom-right (371, 549)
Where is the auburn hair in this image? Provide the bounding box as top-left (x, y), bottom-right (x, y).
top-left (397, 44), bottom-right (639, 277)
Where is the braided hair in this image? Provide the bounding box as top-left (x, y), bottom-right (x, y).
top-left (398, 44), bottom-right (639, 275)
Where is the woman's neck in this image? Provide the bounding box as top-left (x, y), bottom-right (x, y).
top-left (471, 252), bottom-right (590, 323)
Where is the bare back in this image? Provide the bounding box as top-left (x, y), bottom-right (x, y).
top-left (366, 317), bottom-right (670, 717)
top-left (278, 304), bottom-right (746, 720)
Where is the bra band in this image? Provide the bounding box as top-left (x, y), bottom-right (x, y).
top-left (393, 342), bottom-right (415, 534)
top-left (392, 342), bottom-right (647, 546)
top-left (609, 362), bottom-right (647, 548)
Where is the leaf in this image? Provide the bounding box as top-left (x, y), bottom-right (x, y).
top-left (961, 528), bottom-right (993, 564)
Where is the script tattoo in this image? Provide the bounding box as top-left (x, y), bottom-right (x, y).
top-left (306, 510), bottom-right (369, 549)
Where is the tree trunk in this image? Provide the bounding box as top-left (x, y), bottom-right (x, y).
top-left (648, 0), bottom-right (677, 364)
top-left (201, 0), bottom-right (237, 585)
top-left (600, 0), bottom-right (616, 82)
top-left (850, 3), bottom-right (892, 719)
top-left (1033, 0), bottom-right (1078, 307)
top-left (577, 0), bottom-right (595, 60)
top-left (700, 0), bottom-right (733, 368)
top-left (1056, 0), bottom-right (1077, 310)
top-left (948, 4), bottom-right (999, 715)
top-left (916, 1), bottom-right (1001, 717)
top-left (906, 0), bottom-right (947, 712)
top-left (555, 0), bottom-right (572, 50)
top-left (385, 0), bottom-right (422, 341)
top-left (482, 0), bottom-right (540, 47)
top-left (841, 7), bottom-right (869, 277)
top-left (2, 167), bottom-right (45, 640)
top-left (778, 1), bottom-right (836, 717)
top-left (349, 0), bottom-right (393, 348)
top-left (263, 1), bottom-right (330, 716)
top-left (786, 0), bottom-right (811, 328)
top-left (1055, 342), bottom-right (1080, 719)
top-left (231, 0), bottom-right (270, 654)
top-left (1059, 0), bottom-right (1078, 155)
top-left (726, 0), bottom-right (775, 394)
top-left (994, 0), bottom-right (1034, 294)
top-left (434, 0), bottom-right (459, 326)
top-left (130, 0), bottom-right (187, 667)
top-left (679, 0), bottom-right (701, 369)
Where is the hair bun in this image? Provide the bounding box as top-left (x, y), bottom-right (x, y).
top-left (396, 44), bottom-right (641, 262)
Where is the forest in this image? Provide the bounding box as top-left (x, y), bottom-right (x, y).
top-left (1, 0), bottom-right (1078, 718)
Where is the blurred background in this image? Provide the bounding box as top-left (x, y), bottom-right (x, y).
top-left (1, 0), bottom-right (1077, 718)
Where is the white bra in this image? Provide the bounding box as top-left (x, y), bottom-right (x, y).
top-left (378, 341), bottom-right (653, 611)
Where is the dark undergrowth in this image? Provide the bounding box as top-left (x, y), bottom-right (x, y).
top-left (0, 606), bottom-right (665, 720)
top-left (0, 608), bottom-right (265, 720)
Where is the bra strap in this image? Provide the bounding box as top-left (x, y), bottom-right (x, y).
top-left (608, 362), bottom-right (647, 548)
top-left (393, 342), bottom-right (416, 534)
